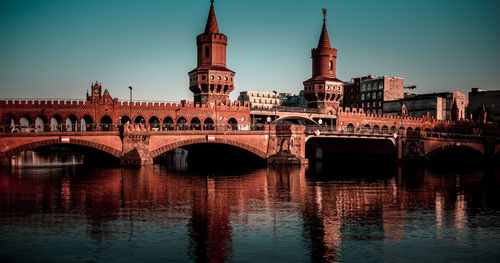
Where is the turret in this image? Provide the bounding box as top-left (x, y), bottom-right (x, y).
top-left (189, 0), bottom-right (235, 105)
top-left (303, 9), bottom-right (343, 113)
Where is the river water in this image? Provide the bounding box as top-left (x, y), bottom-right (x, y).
top-left (1, 152), bottom-right (500, 262)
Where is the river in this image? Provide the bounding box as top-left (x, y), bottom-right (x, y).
top-left (0, 151), bottom-right (499, 262)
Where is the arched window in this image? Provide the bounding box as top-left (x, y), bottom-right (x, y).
top-left (329, 60), bottom-right (333, 70)
top-left (204, 46), bottom-right (210, 58)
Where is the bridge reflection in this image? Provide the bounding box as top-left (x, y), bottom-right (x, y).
top-left (0, 165), bottom-right (497, 261)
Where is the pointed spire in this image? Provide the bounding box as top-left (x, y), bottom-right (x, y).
top-left (204, 0), bottom-right (220, 34)
top-left (317, 8), bottom-right (331, 48)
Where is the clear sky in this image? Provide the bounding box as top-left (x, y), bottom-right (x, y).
top-left (1, 0), bottom-right (499, 101)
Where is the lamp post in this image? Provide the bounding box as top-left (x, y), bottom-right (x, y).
top-left (129, 86), bottom-right (133, 124)
top-left (273, 90), bottom-right (278, 123)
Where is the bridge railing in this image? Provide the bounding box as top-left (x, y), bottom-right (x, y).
top-left (305, 125), bottom-right (395, 136)
top-left (250, 105), bottom-right (320, 114)
top-left (0, 123), bottom-right (270, 133)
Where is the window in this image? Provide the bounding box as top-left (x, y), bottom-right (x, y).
top-left (372, 92), bottom-right (376, 98)
top-left (378, 101), bottom-right (381, 107)
top-left (361, 93), bottom-right (365, 100)
top-left (204, 46), bottom-right (210, 58)
top-left (367, 93), bottom-right (371, 100)
top-left (378, 109), bottom-right (382, 115)
top-left (329, 60), bottom-right (333, 70)
top-left (361, 102), bottom-right (364, 108)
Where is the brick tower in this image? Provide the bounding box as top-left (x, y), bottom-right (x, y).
top-left (303, 9), bottom-right (343, 113)
top-left (189, 0), bottom-right (235, 105)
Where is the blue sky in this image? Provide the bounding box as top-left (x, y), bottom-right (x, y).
top-left (0, 0), bottom-right (499, 101)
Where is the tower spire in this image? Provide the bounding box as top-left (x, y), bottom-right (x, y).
top-left (317, 8), bottom-right (331, 48)
top-left (205, 0), bottom-right (220, 34)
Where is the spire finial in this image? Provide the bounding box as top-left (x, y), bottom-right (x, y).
top-left (211, 0), bottom-right (214, 4)
top-left (322, 8), bottom-right (327, 22)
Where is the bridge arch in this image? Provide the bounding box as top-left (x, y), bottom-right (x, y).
top-left (425, 142), bottom-right (484, 157)
top-left (4, 138), bottom-right (122, 159)
top-left (150, 138), bottom-right (267, 160)
top-left (425, 143), bottom-right (484, 161)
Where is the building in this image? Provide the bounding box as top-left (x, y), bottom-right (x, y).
top-left (469, 88), bottom-right (500, 122)
top-left (303, 9), bottom-right (344, 114)
top-left (280, 91), bottom-right (308, 108)
top-left (343, 75), bottom-right (405, 115)
top-left (237, 91), bottom-right (279, 109)
top-left (383, 91), bottom-right (468, 120)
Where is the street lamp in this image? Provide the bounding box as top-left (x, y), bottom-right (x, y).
top-left (273, 90), bottom-right (278, 123)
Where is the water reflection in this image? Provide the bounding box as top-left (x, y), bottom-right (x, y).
top-left (0, 163), bottom-right (499, 262)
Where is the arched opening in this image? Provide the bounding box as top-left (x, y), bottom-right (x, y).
top-left (35, 116), bottom-right (47, 132)
top-left (65, 115), bottom-right (78, 132)
top-left (228, 118), bottom-right (238, 130)
top-left (415, 127), bottom-right (421, 134)
top-left (2, 114), bottom-right (16, 132)
top-left (50, 115), bottom-right (63, 131)
top-left (190, 117), bottom-right (201, 130)
top-left (398, 126), bottom-right (405, 135)
top-left (10, 143), bottom-right (120, 167)
top-left (373, 125), bottom-right (380, 134)
top-left (100, 115), bottom-right (113, 131)
top-left (363, 124), bottom-right (371, 134)
top-left (381, 125), bottom-right (389, 134)
top-left (120, 115), bottom-right (131, 124)
top-left (346, 123), bottom-right (355, 133)
top-left (407, 127), bottom-right (413, 136)
top-left (390, 126), bottom-right (397, 134)
top-left (134, 116), bottom-right (145, 124)
top-left (163, 117), bottom-right (174, 130)
top-left (306, 137), bottom-right (397, 168)
top-left (329, 60), bottom-right (333, 70)
top-left (149, 116), bottom-right (160, 131)
top-left (427, 145), bottom-right (483, 167)
top-left (20, 115), bottom-right (31, 129)
top-left (204, 118), bottom-right (214, 130)
top-left (154, 142), bottom-right (266, 170)
top-left (81, 115), bottom-right (93, 131)
top-left (177, 117), bottom-right (187, 130)
top-left (204, 46), bottom-right (210, 58)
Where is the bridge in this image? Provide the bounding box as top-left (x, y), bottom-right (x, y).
top-left (1, 120), bottom-right (499, 166)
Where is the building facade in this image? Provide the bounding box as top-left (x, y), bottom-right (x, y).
top-left (343, 75), bottom-right (405, 115)
top-left (237, 91), bottom-right (280, 109)
top-left (383, 91), bottom-right (467, 120)
top-left (469, 88), bottom-right (500, 122)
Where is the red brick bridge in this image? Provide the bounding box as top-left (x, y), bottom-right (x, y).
top-left (1, 120), bottom-right (498, 166)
